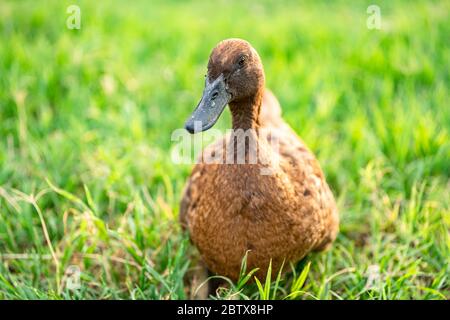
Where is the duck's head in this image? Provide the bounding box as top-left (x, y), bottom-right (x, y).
top-left (185, 38), bottom-right (265, 133)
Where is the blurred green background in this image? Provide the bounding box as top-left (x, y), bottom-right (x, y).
top-left (0, 0), bottom-right (448, 299)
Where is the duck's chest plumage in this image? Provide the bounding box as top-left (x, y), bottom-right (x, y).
top-left (180, 132), bottom-right (338, 280)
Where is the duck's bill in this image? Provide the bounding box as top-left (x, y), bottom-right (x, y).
top-left (185, 74), bottom-right (231, 133)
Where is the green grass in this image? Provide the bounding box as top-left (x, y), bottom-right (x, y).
top-left (0, 0), bottom-right (449, 300)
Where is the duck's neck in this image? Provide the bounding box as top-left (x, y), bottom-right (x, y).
top-left (229, 88), bottom-right (264, 131)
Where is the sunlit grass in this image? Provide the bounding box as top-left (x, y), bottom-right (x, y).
top-left (0, 0), bottom-right (448, 299)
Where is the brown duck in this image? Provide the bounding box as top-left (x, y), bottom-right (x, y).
top-left (180, 39), bottom-right (339, 282)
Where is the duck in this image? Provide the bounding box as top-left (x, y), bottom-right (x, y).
top-left (179, 38), bottom-right (339, 283)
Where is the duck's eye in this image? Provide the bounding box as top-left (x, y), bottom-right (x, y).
top-left (237, 56), bottom-right (247, 68)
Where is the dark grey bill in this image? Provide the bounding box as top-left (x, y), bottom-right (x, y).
top-left (185, 74), bottom-right (231, 133)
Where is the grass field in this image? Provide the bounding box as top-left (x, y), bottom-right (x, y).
top-left (0, 0), bottom-right (449, 299)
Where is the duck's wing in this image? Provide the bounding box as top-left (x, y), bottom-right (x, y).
top-left (259, 95), bottom-right (340, 250)
top-left (274, 128), bottom-right (339, 251)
